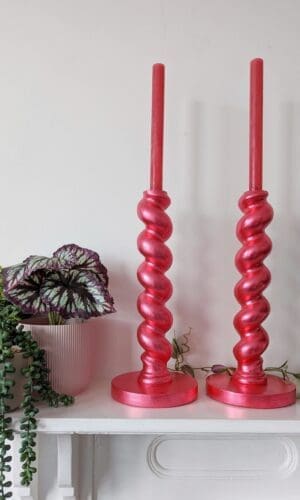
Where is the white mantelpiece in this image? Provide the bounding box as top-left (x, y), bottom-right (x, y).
top-left (9, 379), bottom-right (300, 500)
top-left (10, 379), bottom-right (300, 435)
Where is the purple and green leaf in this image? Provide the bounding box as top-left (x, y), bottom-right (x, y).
top-left (4, 270), bottom-right (49, 315)
top-left (53, 244), bottom-right (108, 285)
top-left (2, 244), bottom-right (115, 320)
top-left (41, 270), bottom-right (115, 319)
top-left (2, 263), bottom-right (27, 291)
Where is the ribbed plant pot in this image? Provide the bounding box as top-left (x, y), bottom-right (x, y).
top-left (22, 319), bottom-right (96, 396)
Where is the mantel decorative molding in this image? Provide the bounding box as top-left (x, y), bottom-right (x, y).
top-left (147, 434), bottom-right (298, 480)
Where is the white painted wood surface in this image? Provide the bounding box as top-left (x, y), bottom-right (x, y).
top-left (12, 431), bottom-right (300, 500)
top-left (93, 434), bottom-right (300, 500)
top-left (57, 435), bottom-right (77, 500)
top-left (10, 379), bottom-right (300, 435)
top-left (8, 379), bottom-right (300, 500)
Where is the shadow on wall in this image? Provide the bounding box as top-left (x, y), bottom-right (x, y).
top-left (173, 101), bottom-right (211, 364)
top-left (92, 101), bottom-right (300, 375)
top-left (267, 102), bottom-right (300, 368)
top-left (173, 100), bottom-right (247, 366)
top-left (93, 264), bottom-right (142, 379)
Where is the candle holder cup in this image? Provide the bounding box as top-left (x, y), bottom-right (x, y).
top-left (111, 189), bottom-right (198, 407)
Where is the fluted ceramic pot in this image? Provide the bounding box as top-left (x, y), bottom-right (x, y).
top-left (22, 319), bottom-right (96, 396)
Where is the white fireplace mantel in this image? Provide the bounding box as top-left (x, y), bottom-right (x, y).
top-left (11, 378), bottom-right (300, 435)
top-left (9, 379), bottom-right (300, 500)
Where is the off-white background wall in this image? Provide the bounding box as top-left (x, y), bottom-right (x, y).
top-left (1, 2), bottom-right (300, 499)
top-left (1, 0), bottom-right (300, 370)
top-left (1, 0), bottom-right (300, 368)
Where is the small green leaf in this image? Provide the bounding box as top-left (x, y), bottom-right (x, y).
top-left (181, 364), bottom-right (195, 378)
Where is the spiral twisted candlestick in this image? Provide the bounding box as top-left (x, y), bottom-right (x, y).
top-left (111, 189), bottom-right (198, 407)
top-left (232, 190), bottom-right (272, 386)
top-left (137, 190), bottom-right (173, 385)
top-left (206, 189), bottom-right (296, 408)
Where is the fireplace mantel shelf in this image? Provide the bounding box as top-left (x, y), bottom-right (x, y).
top-left (10, 378), bottom-right (300, 435)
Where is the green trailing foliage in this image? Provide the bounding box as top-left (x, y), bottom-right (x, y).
top-left (0, 273), bottom-right (73, 498)
top-left (171, 328), bottom-right (300, 388)
top-left (0, 244), bottom-right (115, 496)
top-left (0, 280), bottom-right (20, 498)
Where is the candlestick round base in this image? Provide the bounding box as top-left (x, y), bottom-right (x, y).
top-left (206, 373), bottom-right (296, 409)
top-left (111, 371), bottom-right (198, 408)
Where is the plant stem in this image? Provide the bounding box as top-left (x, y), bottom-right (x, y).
top-left (172, 332), bottom-right (300, 385)
top-left (48, 312), bottom-right (65, 325)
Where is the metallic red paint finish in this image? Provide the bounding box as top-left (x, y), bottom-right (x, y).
top-left (111, 189), bottom-right (198, 407)
top-left (232, 189), bottom-right (272, 386)
top-left (112, 370), bottom-right (198, 408)
top-left (207, 190), bottom-right (296, 408)
top-left (150, 64), bottom-right (164, 191)
top-left (249, 58), bottom-right (263, 191)
top-left (207, 58), bottom-right (296, 408)
top-left (137, 190), bottom-right (173, 386)
top-left (206, 373), bottom-right (296, 409)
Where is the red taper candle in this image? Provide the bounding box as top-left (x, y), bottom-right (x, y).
top-left (150, 63), bottom-right (165, 191)
top-left (249, 58), bottom-right (263, 191)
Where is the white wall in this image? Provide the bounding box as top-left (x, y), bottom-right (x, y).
top-left (2, 1), bottom-right (300, 499)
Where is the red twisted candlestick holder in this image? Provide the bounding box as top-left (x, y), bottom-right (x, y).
top-left (207, 190), bottom-right (295, 408)
top-left (206, 58), bottom-right (296, 408)
top-left (112, 63), bottom-right (197, 407)
top-left (137, 190), bottom-right (173, 386)
top-left (232, 190), bottom-right (272, 387)
top-left (111, 189), bottom-right (198, 407)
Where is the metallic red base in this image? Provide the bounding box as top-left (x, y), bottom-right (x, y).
top-left (206, 373), bottom-right (296, 409)
top-left (111, 371), bottom-right (198, 408)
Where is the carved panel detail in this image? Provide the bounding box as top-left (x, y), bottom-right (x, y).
top-left (147, 434), bottom-right (298, 480)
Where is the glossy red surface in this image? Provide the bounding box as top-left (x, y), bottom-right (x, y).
top-left (207, 188), bottom-right (296, 408)
top-left (150, 64), bottom-right (164, 191)
top-left (249, 58), bottom-right (263, 191)
top-left (112, 371), bottom-right (198, 408)
top-left (112, 64), bottom-right (198, 408)
top-left (137, 190), bottom-right (173, 386)
top-left (112, 190), bottom-right (198, 407)
top-left (233, 189), bottom-right (273, 386)
top-left (206, 59), bottom-right (296, 408)
top-left (206, 373), bottom-right (296, 409)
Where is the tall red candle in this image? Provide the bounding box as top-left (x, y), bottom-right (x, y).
top-left (249, 58), bottom-right (263, 190)
top-left (150, 63), bottom-right (165, 191)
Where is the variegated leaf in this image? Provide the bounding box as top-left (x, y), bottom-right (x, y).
top-left (2, 262), bottom-right (27, 291)
top-left (53, 244), bottom-right (108, 285)
top-left (24, 254), bottom-right (74, 275)
top-left (24, 256), bottom-right (53, 275)
top-left (91, 288), bottom-right (116, 315)
top-left (4, 270), bottom-right (49, 314)
top-left (41, 269), bottom-right (115, 319)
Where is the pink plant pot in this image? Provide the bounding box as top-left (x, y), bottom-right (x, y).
top-left (22, 319), bottom-right (97, 396)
